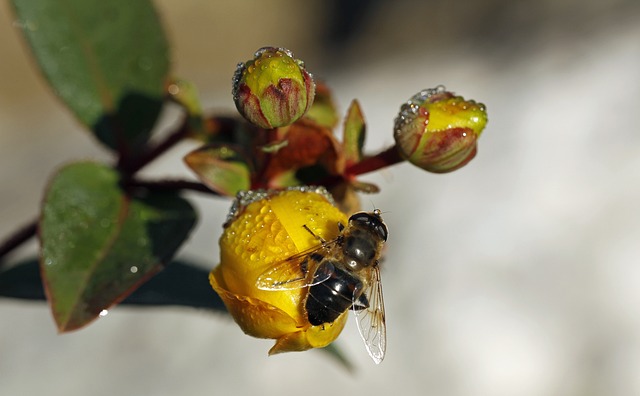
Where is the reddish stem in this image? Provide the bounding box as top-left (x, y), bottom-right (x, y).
top-left (0, 123), bottom-right (404, 263)
top-left (126, 179), bottom-right (220, 196)
top-left (0, 219), bottom-right (37, 267)
top-left (320, 145), bottom-right (405, 188)
top-left (0, 117), bottom-right (194, 263)
top-left (345, 145), bottom-right (404, 176)
top-left (117, 116), bottom-right (191, 176)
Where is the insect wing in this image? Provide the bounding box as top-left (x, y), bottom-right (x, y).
top-left (256, 243), bottom-right (336, 291)
top-left (353, 266), bottom-right (386, 364)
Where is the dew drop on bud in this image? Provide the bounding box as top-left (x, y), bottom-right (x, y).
top-left (393, 87), bottom-right (488, 173)
top-left (231, 47), bottom-right (315, 129)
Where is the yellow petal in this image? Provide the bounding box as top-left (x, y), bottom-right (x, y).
top-left (210, 268), bottom-right (298, 338)
top-left (212, 188), bottom-right (351, 353)
top-left (218, 189), bottom-right (348, 322)
top-left (269, 311), bottom-right (348, 355)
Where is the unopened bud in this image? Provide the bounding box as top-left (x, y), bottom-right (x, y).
top-left (210, 187), bottom-right (349, 355)
top-left (394, 86), bottom-right (487, 173)
top-left (232, 47), bottom-right (315, 129)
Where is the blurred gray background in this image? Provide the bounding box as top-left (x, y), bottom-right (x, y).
top-left (2, 0), bottom-right (640, 395)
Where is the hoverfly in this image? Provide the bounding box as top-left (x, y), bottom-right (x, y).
top-left (256, 209), bottom-right (388, 364)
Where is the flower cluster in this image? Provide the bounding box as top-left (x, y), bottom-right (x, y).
top-left (182, 47), bottom-right (489, 359)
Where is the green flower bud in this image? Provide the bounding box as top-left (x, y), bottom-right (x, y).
top-left (394, 86), bottom-right (487, 173)
top-left (232, 47), bottom-right (315, 129)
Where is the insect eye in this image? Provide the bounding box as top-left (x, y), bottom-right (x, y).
top-left (349, 212), bottom-right (388, 242)
top-left (374, 223), bottom-right (388, 242)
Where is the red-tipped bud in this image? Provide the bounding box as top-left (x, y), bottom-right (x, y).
top-left (394, 86), bottom-right (487, 173)
top-left (232, 47), bottom-right (315, 129)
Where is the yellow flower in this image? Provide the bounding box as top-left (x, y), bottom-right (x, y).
top-left (210, 187), bottom-right (349, 355)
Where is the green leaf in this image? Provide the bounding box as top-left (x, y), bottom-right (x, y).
top-left (343, 100), bottom-right (366, 165)
top-left (184, 145), bottom-right (252, 196)
top-left (11, 0), bottom-right (170, 153)
top-left (40, 162), bottom-right (197, 332)
top-left (167, 78), bottom-right (203, 118)
top-left (0, 259), bottom-right (225, 312)
top-left (167, 77), bottom-right (206, 138)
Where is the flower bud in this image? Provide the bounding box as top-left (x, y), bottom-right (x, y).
top-left (210, 187), bottom-right (349, 355)
top-left (232, 47), bottom-right (315, 129)
top-left (394, 86), bottom-right (487, 173)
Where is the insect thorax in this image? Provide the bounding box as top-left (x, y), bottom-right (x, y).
top-left (343, 229), bottom-right (379, 269)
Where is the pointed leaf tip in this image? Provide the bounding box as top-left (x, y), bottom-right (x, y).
top-left (40, 162), bottom-right (196, 331)
top-left (184, 145), bottom-right (251, 196)
top-left (343, 100), bottom-right (366, 165)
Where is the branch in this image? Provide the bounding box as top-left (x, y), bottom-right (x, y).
top-left (126, 179), bottom-right (221, 196)
top-left (346, 145), bottom-right (404, 176)
top-left (0, 219), bottom-right (37, 267)
top-left (1, 117), bottom-right (194, 264)
top-left (117, 116), bottom-right (191, 176)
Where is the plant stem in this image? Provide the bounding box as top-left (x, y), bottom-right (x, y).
top-left (118, 116), bottom-right (191, 176)
top-left (127, 179), bottom-right (220, 196)
top-left (346, 145), bottom-right (404, 176)
top-left (1, 117), bottom-right (193, 263)
top-left (319, 145), bottom-right (405, 188)
top-left (0, 219), bottom-right (37, 266)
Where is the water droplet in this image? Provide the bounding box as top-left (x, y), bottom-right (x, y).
top-left (281, 48), bottom-right (294, 57)
top-left (254, 47), bottom-right (271, 58)
top-left (13, 19), bottom-right (38, 31)
top-left (274, 230), bottom-right (288, 244)
top-left (130, 266), bottom-right (138, 273)
top-left (167, 84), bottom-right (180, 95)
top-left (99, 309), bottom-right (109, 317)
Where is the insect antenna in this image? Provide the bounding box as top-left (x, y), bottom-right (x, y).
top-left (302, 224), bottom-right (326, 244)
